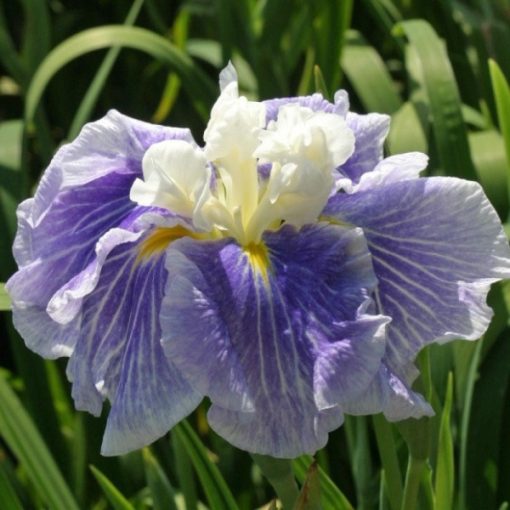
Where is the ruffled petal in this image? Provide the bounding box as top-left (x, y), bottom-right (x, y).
top-left (342, 363), bottom-right (434, 420)
top-left (7, 111), bottom-right (193, 355)
top-left (263, 94), bottom-right (392, 191)
top-left (264, 92), bottom-right (349, 123)
top-left (325, 176), bottom-right (510, 367)
top-left (65, 234), bottom-right (201, 455)
top-left (161, 223), bottom-right (388, 457)
top-left (337, 112), bottom-right (390, 186)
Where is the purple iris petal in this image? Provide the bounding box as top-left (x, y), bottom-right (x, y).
top-left (7, 111), bottom-right (201, 454)
top-left (264, 92), bottom-right (349, 123)
top-left (161, 224), bottom-right (388, 457)
top-left (339, 112), bottom-right (390, 186)
top-left (342, 362), bottom-right (433, 420)
top-left (7, 111), bottom-right (193, 356)
top-left (325, 174), bottom-right (510, 419)
top-left (66, 235), bottom-right (201, 455)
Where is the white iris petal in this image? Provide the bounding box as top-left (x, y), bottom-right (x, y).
top-left (130, 71), bottom-right (356, 246)
top-left (130, 140), bottom-right (211, 219)
top-left (202, 80), bottom-right (266, 239)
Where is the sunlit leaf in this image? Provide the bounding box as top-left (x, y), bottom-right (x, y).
top-left (342, 30), bottom-right (402, 114)
top-left (25, 25), bottom-right (217, 126)
top-left (395, 19), bottom-right (477, 179)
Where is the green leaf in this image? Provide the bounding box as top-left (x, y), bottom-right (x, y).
top-left (489, 59), bottom-right (510, 199)
top-left (344, 416), bottom-right (377, 510)
top-left (143, 448), bottom-right (178, 510)
top-left (173, 421), bottom-right (239, 510)
top-left (293, 455), bottom-right (353, 510)
top-left (172, 430), bottom-right (198, 510)
top-left (387, 101), bottom-right (428, 156)
top-left (0, 283), bottom-right (11, 311)
top-left (186, 38), bottom-right (223, 68)
top-left (372, 414), bottom-right (403, 510)
top-left (25, 25), bottom-right (217, 126)
top-left (312, 0), bottom-right (353, 91)
top-left (469, 130), bottom-right (509, 219)
top-left (395, 19), bottom-right (477, 179)
top-left (435, 372), bottom-right (454, 510)
top-left (0, 120), bottom-right (23, 279)
top-left (0, 456), bottom-right (24, 510)
top-left (0, 374), bottom-right (80, 510)
top-left (252, 455), bottom-right (299, 509)
top-left (90, 465), bottom-right (135, 510)
top-left (313, 65), bottom-right (330, 99)
top-left (342, 30), bottom-right (402, 114)
top-left (19, 0), bottom-right (51, 75)
top-left (464, 328), bottom-right (510, 509)
top-left (151, 7), bottom-right (190, 124)
top-left (458, 340), bottom-right (483, 510)
top-left (67, 0), bottom-right (145, 140)
top-left (0, 7), bottom-right (27, 86)
top-left (293, 461), bottom-right (321, 510)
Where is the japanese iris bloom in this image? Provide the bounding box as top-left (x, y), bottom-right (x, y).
top-left (7, 65), bottom-right (510, 458)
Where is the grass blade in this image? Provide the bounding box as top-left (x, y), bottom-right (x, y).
top-left (489, 59), bottom-right (510, 202)
top-left (0, 455), bottom-right (24, 510)
top-left (90, 465), bottom-right (135, 510)
top-left (372, 414), bottom-right (403, 510)
top-left (25, 25), bottom-right (218, 126)
top-left (293, 461), bottom-right (321, 510)
top-left (143, 448), bottom-right (178, 510)
top-left (342, 30), bottom-right (402, 114)
top-left (19, 0), bottom-right (51, 76)
top-left (173, 420), bottom-right (239, 510)
top-left (434, 372), bottom-right (454, 510)
top-left (313, 0), bottom-right (353, 91)
top-left (463, 328), bottom-right (510, 510)
top-left (0, 283), bottom-right (11, 311)
top-left (0, 374), bottom-right (80, 510)
top-left (293, 455), bottom-right (354, 510)
top-left (0, 7), bottom-right (27, 86)
top-left (469, 130), bottom-right (509, 219)
top-left (68, 0), bottom-right (145, 140)
top-left (0, 119), bottom-right (23, 279)
top-left (387, 101), bottom-right (428, 155)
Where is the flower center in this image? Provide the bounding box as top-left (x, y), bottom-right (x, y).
top-left (244, 242), bottom-right (271, 284)
top-left (136, 225), bottom-right (205, 263)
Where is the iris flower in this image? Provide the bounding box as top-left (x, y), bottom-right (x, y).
top-left (7, 65), bottom-right (510, 458)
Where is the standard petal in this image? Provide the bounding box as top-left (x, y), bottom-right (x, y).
top-left (65, 235), bottom-right (201, 455)
top-left (264, 92), bottom-right (349, 123)
top-left (337, 112), bottom-right (390, 186)
top-left (7, 111), bottom-right (193, 355)
top-left (263, 94), bottom-right (393, 191)
top-left (161, 223), bottom-right (388, 457)
top-left (325, 176), bottom-right (510, 368)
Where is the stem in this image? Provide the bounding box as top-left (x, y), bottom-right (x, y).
top-left (373, 414), bottom-right (403, 510)
top-left (401, 456), bottom-right (425, 510)
top-left (251, 454), bottom-right (300, 509)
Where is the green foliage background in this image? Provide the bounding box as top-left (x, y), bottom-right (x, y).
top-left (1, 0), bottom-right (510, 509)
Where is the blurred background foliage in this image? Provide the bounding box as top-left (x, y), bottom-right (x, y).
top-left (2, 0), bottom-right (510, 509)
